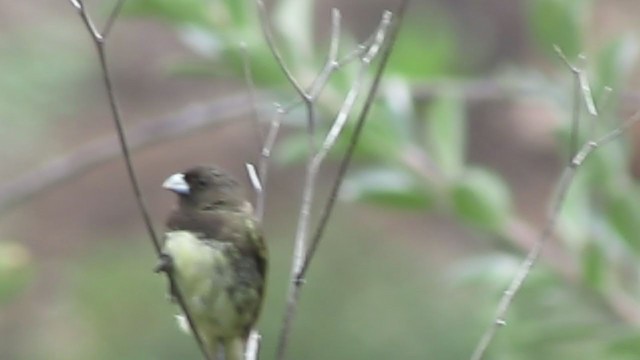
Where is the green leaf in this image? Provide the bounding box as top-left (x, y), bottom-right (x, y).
top-left (581, 241), bottom-right (606, 289)
top-left (0, 241), bottom-right (33, 304)
top-left (341, 168), bottom-right (433, 210)
top-left (388, 16), bottom-right (457, 78)
top-left (449, 253), bottom-right (521, 289)
top-left (168, 43), bottom-right (287, 87)
top-left (606, 192), bottom-right (640, 253)
top-left (608, 333), bottom-right (640, 358)
top-left (594, 35), bottom-right (639, 103)
top-left (383, 77), bottom-right (415, 142)
top-left (425, 94), bottom-right (466, 177)
top-left (275, 134), bottom-right (310, 165)
top-left (528, 0), bottom-right (583, 59)
top-left (325, 102), bottom-right (407, 163)
top-left (222, 0), bottom-right (250, 28)
top-left (557, 170), bottom-right (591, 247)
top-left (451, 168), bottom-right (511, 232)
top-left (124, 0), bottom-right (215, 27)
top-left (274, 0), bottom-right (314, 62)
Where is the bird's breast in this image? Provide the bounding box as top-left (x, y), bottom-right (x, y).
top-left (163, 231), bottom-right (235, 322)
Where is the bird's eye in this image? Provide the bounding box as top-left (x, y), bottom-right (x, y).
top-left (197, 179), bottom-right (208, 187)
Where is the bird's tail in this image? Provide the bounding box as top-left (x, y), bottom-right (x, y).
top-left (222, 337), bottom-right (244, 360)
top-left (204, 337), bottom-right (244, 360)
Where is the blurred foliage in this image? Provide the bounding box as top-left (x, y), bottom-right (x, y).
top-left (0, 241), bottom-right (33, 305)
top-left (5, 0), bottom-right (640, 359)
top-left (116, 0), bottom-right (640, 358)
top-left (0, 23), bottom-right (91, 156)
top-left (19, 227), bottom-right (487, 360)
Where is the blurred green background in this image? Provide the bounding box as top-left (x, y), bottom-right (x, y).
top-left (2, 0), bottom-right (640, 359)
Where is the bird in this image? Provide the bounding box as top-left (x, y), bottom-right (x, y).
top-left (158, 165), bottom-right (267, 360)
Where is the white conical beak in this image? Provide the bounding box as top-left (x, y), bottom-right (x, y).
top-left (162, 173), bottom-right (190, 195)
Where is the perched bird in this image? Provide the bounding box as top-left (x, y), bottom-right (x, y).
top-left (159, 166), bottom-right (267, 360)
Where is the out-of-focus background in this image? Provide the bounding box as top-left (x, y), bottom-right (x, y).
top-left (2, 0), bottom-right (640, 359)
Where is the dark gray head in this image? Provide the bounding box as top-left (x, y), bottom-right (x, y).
top-left (163, 165), bottom-right (248, 212)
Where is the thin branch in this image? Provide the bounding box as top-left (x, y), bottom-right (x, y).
top-left (299, 8), bottom-right (396, 281)
top-left (255, 0), bottom-right (308, 101)
top-left (241, 42), bottom-right (267, 222)
top-left (103, 0), bottom-right (127, 38)
top-left (307, 8), bottom-right (342, 100)
top-left (554, 47), bottom-right (597, 117)
top-left (555, 47), bottom-right (602, 163)
top-left (240, 43), bottom-right (265, 144)
top-left (256, 105), bottom-right (285, 221)
top-left (252, 4), bottom-right (372, 223)
top-left (245, 162), bottom-right (264, 222)
top-left (68, 1), bottom-right (210, 359)
top-left (469, 111), bottom-right (640, 360)
top-left (274, 2), bottom-right (407, 359)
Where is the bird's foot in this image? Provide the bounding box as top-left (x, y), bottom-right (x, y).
top-left (154, 253), bottom-right (173, 274)
top-left (154, 253), bottom-right (178, 302)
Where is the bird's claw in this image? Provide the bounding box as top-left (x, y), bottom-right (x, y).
top-left (154, 253), bottom-right (173, 274)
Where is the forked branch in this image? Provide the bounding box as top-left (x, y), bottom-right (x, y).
top-left (67, 1), bottom-right (211, 359)
top-left (469, 50), bottom-right (640, 359)
top-left (252, 1), bottom-right (408, 359)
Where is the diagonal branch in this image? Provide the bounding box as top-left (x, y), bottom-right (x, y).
top-left (469, 50), bottom-right (640, 360)
top-left (103, 0), bottom-right (127, 38)
top-left (469, 110), bottom-right (640, 360)
top-left (67, 1), bottom-right (211, 359)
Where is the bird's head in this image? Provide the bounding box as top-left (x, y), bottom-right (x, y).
top-left (163, 166), bottom-right (250, 212)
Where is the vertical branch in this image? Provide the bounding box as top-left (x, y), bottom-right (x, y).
top-left (555, 47), bottom-right (598, 161)
top-left (102, 0), bottom-right (127, 38)
top-left (67, 1), bottom-right (211, 359)
top-left (240, 43), bottom-right (265, 146)
top-left (307, 9), bottom-right (342, 99)
top-left (241, 43), bottom-right (267, 222)
top-left (273, 2), bottom-right (407, 359)
top-left (257, 106), bottom-right (285, 221)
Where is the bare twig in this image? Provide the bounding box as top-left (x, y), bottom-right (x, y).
top-left (103, 0), bottom-right (127, 38)
top-left (241, 43), bottom-right (267, 221)
top-left (469, 110), bottom-right (640, 360)
top-left (245, 162), bottom-right (264, 221)
top-left (274, 2), bottom-right (407, 359)
top-left (298, 10), bottom-right (395, 280)
top-left (240, 43), bottom-right (265, 145)
top-left (555, 47), bottom-right (597, 117)
top-left (68, 1), bottom-right (211, 359)
top-left (470, 51), bottom-right (637, 360)
top-left (255, 0), bottom-right (318, 151)
top-left (253, 3), bottom-right (379, 226)
top-left (555, 47), bottom-right (599, 163)
top-left (307, 9), bottom-right (342, 100)
top-left (255, 0), bottom-right (307, 100)
top-left (256, 105), bottom-right (285, 219)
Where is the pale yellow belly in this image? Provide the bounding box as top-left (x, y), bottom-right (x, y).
top-left (163, 231), bottom-right (241, 338)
